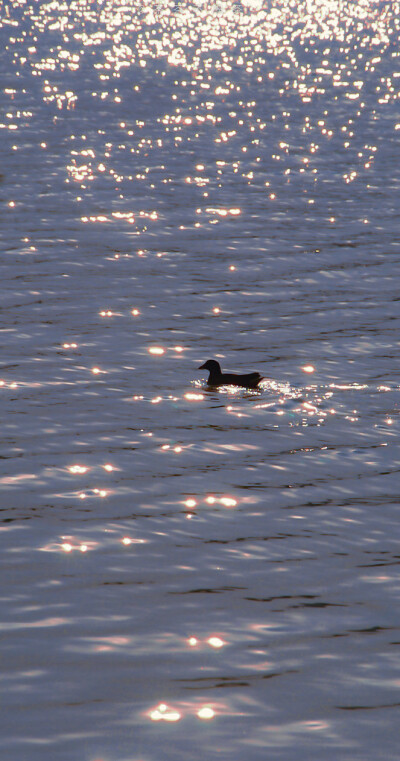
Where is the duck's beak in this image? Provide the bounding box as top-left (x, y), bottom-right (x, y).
top-left (198, 362), bottom-right (207, 369)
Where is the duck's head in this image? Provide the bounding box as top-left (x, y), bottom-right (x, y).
top-left (198, 359), bottom-right (221, 372)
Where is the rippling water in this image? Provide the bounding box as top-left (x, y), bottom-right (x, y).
top-left (1, 1), bottom-right (400, 759)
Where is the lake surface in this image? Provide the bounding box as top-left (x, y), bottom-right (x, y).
top-left (1, 1), bottom-right (400, 759)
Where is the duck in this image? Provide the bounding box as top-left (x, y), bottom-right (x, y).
top-left (198, 359), bottom-right (263, 389)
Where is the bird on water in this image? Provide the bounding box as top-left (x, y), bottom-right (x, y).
top-left (198, 359), bottom-right (263, 389)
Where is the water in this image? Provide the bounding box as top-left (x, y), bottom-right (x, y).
top-left (1, 1), bottom-right (400, 759)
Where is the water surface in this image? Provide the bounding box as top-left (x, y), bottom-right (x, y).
top-left (1, 1), bottom-right (400, 759)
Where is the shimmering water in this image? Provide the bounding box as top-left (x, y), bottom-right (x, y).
top-left (1, 1), bottom-right (400, 759)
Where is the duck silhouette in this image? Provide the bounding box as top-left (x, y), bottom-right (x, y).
top-left (198, 359), bottom-right (263, 389)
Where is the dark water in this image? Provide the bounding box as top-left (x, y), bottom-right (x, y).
top-left (1, 1), bottom-right (400, 759)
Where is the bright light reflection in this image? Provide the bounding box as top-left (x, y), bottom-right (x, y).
top-left (121, 537), bottom-right (145, 545)
top-left (148, 347), bottom-right (165, 355)
top-left (302, 365), bottom-right (315, 373)
top-left (185, 498), bottom-right (196, 508)
top-left (149, 704), bottom-right (181, 722)
top-left (207, 636), bottom-right (225, 648)
top-left (68, 465), bottom-right (88, 474)
top-left (220, 496), bottom-right (237, 507)
top-left (198, 707), bottom-right (215, 720)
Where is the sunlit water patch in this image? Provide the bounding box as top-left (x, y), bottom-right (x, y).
top-left (1, 1), bottom-right (400, 760)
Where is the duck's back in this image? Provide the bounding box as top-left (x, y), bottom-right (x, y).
top-left (220, 371), bottom-right (262, 388)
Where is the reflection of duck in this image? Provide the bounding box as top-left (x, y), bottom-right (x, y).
top-left (198, 359), bottom-right (263, 389)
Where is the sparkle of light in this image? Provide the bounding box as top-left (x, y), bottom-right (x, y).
top-left (207, 636), bottom-right (225, 648)
top-left (198, 707), bottom-right (215, 720)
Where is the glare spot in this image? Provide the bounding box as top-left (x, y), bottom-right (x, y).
top-left (302, 365), bottom-right (315, 373)
top-left (122, 537), bottom-right (132, 545)
top-left (68, 465), bottom-right (88, 474)
top-left (185, 498), bottom-right (196, 508)
top-left (61, 543), bottom-right (72, 552)
top-left (92, 367), bottom-right (101, 374)
top-left (131, 308), bottom-right (140, 316)
top-left (207, 636), bottom-right (225, 648)
top-left (150, 704), bottom-right (181, 722)
top-left (148, 347), bottom-right (165, 355)
top-left (188, 637), bottom-right (198, 647)
top-left (198, 706), bottom-right (215, 720)
top-left (103, 464), bottom-right (114, 472)
top-left (220, 496), bottom-right (237, 507)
